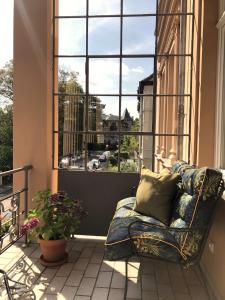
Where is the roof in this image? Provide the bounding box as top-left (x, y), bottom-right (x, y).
top-left (121, 108), bottom-right (132, 121)
top-left (102, 109), bottom-right (133, 121)
top-left (102, 114), bottom-right (119, 121)
top-left (137, 73), bottom-right (154, 94)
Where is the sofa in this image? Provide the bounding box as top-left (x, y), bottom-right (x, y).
top-left (105, 161), bottom-right (224, 266)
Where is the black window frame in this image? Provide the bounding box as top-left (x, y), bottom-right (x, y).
top-left (52, 0), bottom-right (195, 172)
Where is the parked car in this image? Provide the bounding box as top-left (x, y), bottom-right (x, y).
top-left (87, 159), bottom-right (100, 170)
top-left (59, 156), bottom-right (70, 168)
top-left (103, 151), bottom-right (111, 158)
top-left (59, 154), bottom-right (81, 168)
top-left (99, 154), bottom-right (107, 162)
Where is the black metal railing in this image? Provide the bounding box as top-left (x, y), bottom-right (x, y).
top-left (0, 165), bottom-right (33, 299)
top-left (0, 165), bottom-right (32, 253)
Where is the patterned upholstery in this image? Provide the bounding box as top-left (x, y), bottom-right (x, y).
top-left (105, 197), bottom-right (182, 262)
top-left (170, 161), bottom-right (223, 259)
top-left (105, 162), bottom-right (223, 265)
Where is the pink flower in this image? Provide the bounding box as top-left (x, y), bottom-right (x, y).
top-left (49, 193), bottom-right (59, 203)
top-left (20, 217), bottom-right (40, 235)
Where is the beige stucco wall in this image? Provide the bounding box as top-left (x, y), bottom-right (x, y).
top-left (195, 0), bottom-right (218, 167)
top-left (13, 0), bottom-right (57, 206)
top-left (198, 1), bottom-right (225, 299)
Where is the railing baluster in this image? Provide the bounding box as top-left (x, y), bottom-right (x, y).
top-left (0, 165), bottom-right (33, 299)
top-left (24, 167), bottom-right (29, 247)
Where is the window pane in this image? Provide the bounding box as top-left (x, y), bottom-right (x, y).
top-left (123, 17), bottom-right (155, 54)
top-left (122, 96), bottom-right (153, 132)
top-left (57, 57), bottom-right (86, 93)
top-left (123, 0), bottom-right (156, 14)
top-left (58, 95), bottom-right (85, 133)
top-left (119, 135), bottom-right (153, 172)
top-left (58, 0), bottom-right (86, 16)
top-left (88, 97), bottom-right (119, 132)
top-left (121, 97), bottom-right (139, 132)
top-left (89, 18), bottom-right (120, 54)
top-left (89, 0), bottom-right (120, 15)
top-left (122, 58), bottom-right (154, 94)
top-left (58, 133), bottom-right (86, 170)
top-left (89, 58), bottom-right (120, 94)
top-left (58, 19), bottom-right (86, 55)
top-left (87, 134), bottom-right (119, 172)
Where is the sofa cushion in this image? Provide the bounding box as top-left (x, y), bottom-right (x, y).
top-left (105, 197), bottom-right (183, 262)
top-left (171, 162), bottom-right (223, 228)
top-left (170, 161), bottom-right (223, 258)
top-left (134, 168), bottom-right (180, 225)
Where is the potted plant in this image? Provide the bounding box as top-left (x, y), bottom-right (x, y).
top-left (20, 190), bottom-right (87, 266)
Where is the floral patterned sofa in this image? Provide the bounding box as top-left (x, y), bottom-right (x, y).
top-left (105, 161), bottom-right (224, 266)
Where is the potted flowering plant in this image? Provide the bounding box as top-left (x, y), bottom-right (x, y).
top-left (21, 190), bottom-right (87, 266)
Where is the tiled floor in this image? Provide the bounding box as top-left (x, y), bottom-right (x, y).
top-left (0, 236), bottom-right (214, 300)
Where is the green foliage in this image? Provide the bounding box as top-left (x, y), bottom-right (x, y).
top-left (24, 190), bottom-right (87, 241)
top-left (0, 106), bottom-right (13, 172)
top-left (107, 164), bottom-right (118, 172)
top-left (0, 61), bottom-right (13, 177)
top-left (0, 60), bottom-right (13, 104)
top-left (114, 151), bottom-right (129, 160)
top-left (108, 155), bottom-right (117, 166)
top-left (0, 221), bottom-right (11, 238)
top-left (121, 135), bottom-right (139, 155)
top-left (120, 160), bottom-right (137, 172)
top-left (120, 118), bottom-right (139, 156)
top-left (132, 118), bottom-right (140, 131)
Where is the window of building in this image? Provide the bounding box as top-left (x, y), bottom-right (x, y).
top-left (53, 0), bottom-right (194, 172)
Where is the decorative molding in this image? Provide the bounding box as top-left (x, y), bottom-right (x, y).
top-left (217, 11), bottom-right (225, 29)
top-left (215, 14), bottom-right (225, 168)
top-left (157, 21), bottom-right (179, 75)
top-left (160, 146), bottom-right (166, 158)
top-left (168, 148), bottom-right (177, 165)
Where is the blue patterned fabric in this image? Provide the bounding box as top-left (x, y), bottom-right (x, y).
top-left (105, 162), bottom-right (223, 264)
top-left (170, 161), bottom-right (223, 259)
top-left (105, 197), bottom-right (182, 262)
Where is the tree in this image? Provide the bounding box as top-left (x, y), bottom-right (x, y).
top-left (0, 106), bottom-right (13, 172)
top-left (0, 61), bottom-right (13, 173)
top-left (121, 118), bottom-right (139, 156)
top-left (0, 60), bottom-right (13, 106)
top-left (58, 69), bottom-right (85, 157)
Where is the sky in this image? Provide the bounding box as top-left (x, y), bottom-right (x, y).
top-left (58, 0), bottom-right (156, 118)
top-left (0, 0), bottom-right (13, 68)
top-left (0, 0), bottom-right (156, 117)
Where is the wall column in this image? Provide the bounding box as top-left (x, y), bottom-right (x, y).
top-left (13, 0), bottom-right (57, 206)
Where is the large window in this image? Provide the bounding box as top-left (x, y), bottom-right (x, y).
top-left (53, 0), bottom-right (194, 172)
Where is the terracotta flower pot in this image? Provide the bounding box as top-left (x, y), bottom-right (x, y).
top-left (39, 239), bottom-right (67, 263)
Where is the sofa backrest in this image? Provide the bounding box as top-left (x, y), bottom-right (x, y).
top-left (169, 161), bottom-right (223, 259)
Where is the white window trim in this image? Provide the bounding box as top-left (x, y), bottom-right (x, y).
top-left (215, 9), bottom-right (225, 168)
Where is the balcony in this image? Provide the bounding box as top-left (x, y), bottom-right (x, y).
top-left (0, 0), bottom-right (225, 299)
